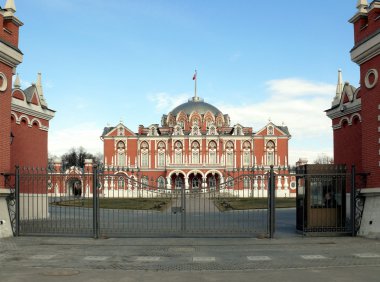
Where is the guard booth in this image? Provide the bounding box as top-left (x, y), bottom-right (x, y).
top-left (296, 164), bottom-right (350, 235)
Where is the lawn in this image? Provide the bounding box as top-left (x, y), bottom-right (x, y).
top-left (51, 198), bottom-right (171, 211)
top-left (215, 197), bottom-right (296, 211)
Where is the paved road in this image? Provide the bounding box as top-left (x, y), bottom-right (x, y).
top-left (1, 236), bottom-right (380, 281)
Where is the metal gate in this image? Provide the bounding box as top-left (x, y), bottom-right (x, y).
top-left (12, 166), bottom-right (274, 238)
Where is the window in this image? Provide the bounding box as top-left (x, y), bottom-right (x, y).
top-left (174, 141), bottom-right (183, 164)
top-left (142, 176), bottom-right (149, 189)
top-left (266, 141), bottom-right (275, 166)
top-left (310, 178), bottom-right (339, 208)
top-left (175, 176), bottom-right (183, 189)
top-left (192, 177), bottom-right (200, 189)
top-left (226, 141), bottom-right (234, 166)
top-left (208, 141), bottom-right (217, 164)
top-left (157, 142), bottom-right (165, 167)
top-left (243, 177), bottom-right (250, 189)
top-left (117, 141), bottom-right (126, 166)
top-left (267, 126), bottom-right (274, 135)
top-left (118, 127), bottom-right (124, 136)
top-left (208, 176), bottom-right (216, 189)
top-left (191, 141), bottom-right (200, 164)
top-left (178, 120), bottom-right (184, 129)
top-left (157, 177), bottom-right (165, 189)
top-left (118, 176), bottom-right (125, 189)
top-left (243, 141), bottom-right (251, 166)
top-left (141, 142), bottom-right (149, 167)
top-left (226, 177), bottom-right (234, 188)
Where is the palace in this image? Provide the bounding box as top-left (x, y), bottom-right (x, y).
top-left (102, 93), bottom-right (294, 197)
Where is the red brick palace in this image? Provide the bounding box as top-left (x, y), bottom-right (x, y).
top-left (102, 93), bottom-right (294, 197)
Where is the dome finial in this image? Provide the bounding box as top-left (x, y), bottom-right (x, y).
top-left (192, 69), bottom-right (200, 102)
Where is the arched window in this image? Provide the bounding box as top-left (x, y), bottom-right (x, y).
top-left (118, 176), bottom-right (125, 189)
top-left (118, 127), bottom-right (124, 136)
top-left (191, 141), bottom-right (200, 164)
top-left (142, 176), bottom-right (149, 189)
top-left (243, 177), bottom-right (250, 189)
top-left (208, 141), bottom-right (217, 164)
top-left (226, 176), bottom-right (234, 188)
top-left (141, 142), bottom-right (149, 167)
top-left (174, 141), bottom-right (183, 164)
top-left (226, 141), bottom-right (234, 167)
top-left (243, 141), bottom-right (251, 167)
top-left (208, 175), bottom-right (216, 189)
top-left (157, 176), bottom-right (165, 189)
top-left (267, 126), bottom-right (274, 135)
top-left (175, 176), bottom-right (183, 190)
top-left (266, 141), bottom-right (275, 166)
top-left (178, 120), bottom-right (185, 129)
top-left (157, 142), bottom-right (166, 167)
top-left (192, 176), bottom-right (200, 189)
top-left (117, 141), bottom-right (126, 166)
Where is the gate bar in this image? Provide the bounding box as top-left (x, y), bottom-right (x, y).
top-left (268, 165), bottom-right (275, 238)
top-left (351, 165), bottom-right (356, 237)
top-left (15, 166), bottom-right (20, 237)
top-left (93, 166), bottom-right (99, 239)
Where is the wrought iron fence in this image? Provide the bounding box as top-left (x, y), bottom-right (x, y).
top-left (13, 165), bottom-right (278, 238)
top-left (9, 164), bottom-right (365, 238)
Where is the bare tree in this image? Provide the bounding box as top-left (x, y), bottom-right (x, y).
top-left (314, 154), bottom-right (333, 164)
top-left (60, 147), bottom-right (103, 168)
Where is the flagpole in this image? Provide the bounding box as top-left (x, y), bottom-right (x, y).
top-left (194, 69), bottom-right (197, 101)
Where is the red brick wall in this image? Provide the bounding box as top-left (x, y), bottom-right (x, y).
top-left (333, 117), bottom-right (363, 173)
top-left (0, 63), bottom-right (13, 184)
top-left (10, 114), bottom-right (49, 168)
top-left (360, 56), bottom-right (380, 187)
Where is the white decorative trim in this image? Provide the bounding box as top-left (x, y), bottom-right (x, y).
top-left (11, 100), bottom-right (55, 121)
top-left (365, 69), bottom-right (378, 89)
top-left (360, 188), bottom-right (380, 195)
top-left (0, 41), bottom-right (23, 68)
top-left (0, 72), bottom-right (7, 92)
top-left (351, 32), bottom-right (380, 65)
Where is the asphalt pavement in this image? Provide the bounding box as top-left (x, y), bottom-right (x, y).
top-left (1, 208), bottom-right (380, 281)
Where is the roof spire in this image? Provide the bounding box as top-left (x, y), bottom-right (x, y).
top-left (336, 69), bottom-right (343, 97)
top-left (5, 0), bottom-right (16, 13)
top-left (13, 73), bottom-right (21, 88)
top-left (332, 69), bottom-right (344, 106)
top-left (356, 0), bottom-right (368, 13)
top-left (36, 73), bottom-right (48, 108)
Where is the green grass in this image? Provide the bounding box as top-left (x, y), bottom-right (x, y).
top-left (51, 198), bottom-right (171, 211)
top-left (215, 197), bottom-right (296, 211)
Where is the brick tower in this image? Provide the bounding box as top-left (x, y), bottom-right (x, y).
top-left (326, 0), bottom-right (380, 237)
top-left (0, 0), bottom-right (23, 186)
top-left (0, 0), bottom-right (23, 237)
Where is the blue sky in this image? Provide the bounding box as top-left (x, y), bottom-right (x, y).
top-left (13, 0), bottom-right (360, 164)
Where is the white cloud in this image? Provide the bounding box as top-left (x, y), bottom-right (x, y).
top-left (266, 78), bottom-right (335, 98)
top-left (217, 78), bottom-right (335, 164)
top-left (48, 122), bottom-right (103, 157)
top-left (148, 92), bottom-right (189, 113)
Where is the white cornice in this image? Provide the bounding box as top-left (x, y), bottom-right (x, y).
top-left (0, 41), bottom-right (23, 67)
top-left (11, 99), bottom-right (55, 121)
top-left (326, 100), bottom-right (362, 119)
top-left (351, 31), bottom-right (380, 64)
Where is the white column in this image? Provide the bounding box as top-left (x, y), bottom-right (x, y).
top-left (284, 176), bottom-right (289, 190)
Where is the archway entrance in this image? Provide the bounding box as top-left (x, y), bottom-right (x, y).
top-left (66, 178), bottom-right (82, 197)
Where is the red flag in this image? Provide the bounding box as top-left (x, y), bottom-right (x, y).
top-left (193, 71), bottom-right (197, 80)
